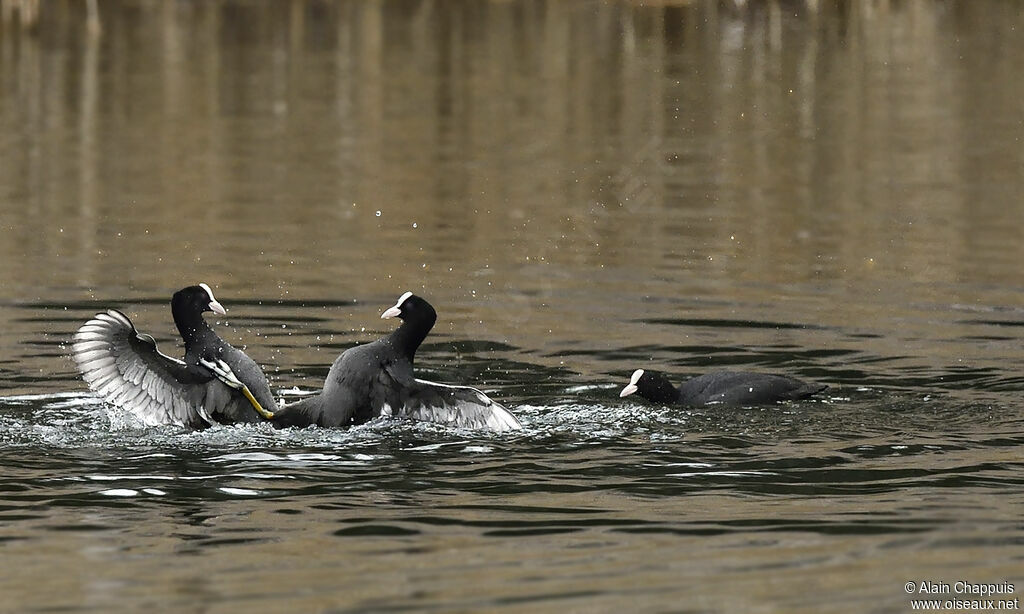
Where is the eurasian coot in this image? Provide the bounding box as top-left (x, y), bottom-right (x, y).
top-left (271, 292), bottom-right (521, 432)
top-left (620, 368), bottom-right (826, 406)
top-left (71, 284), bottom-right (276, 428)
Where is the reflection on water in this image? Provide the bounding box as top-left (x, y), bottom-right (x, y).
top-left (1, 1), bottom-right (1023, 612)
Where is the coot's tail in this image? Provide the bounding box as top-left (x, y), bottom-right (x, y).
top-left (782, 383), bottom-right (829, 401)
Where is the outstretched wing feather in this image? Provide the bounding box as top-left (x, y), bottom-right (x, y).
top-left (71, 309), bottom-right (213, 428)
top-left (404, 379), bottom-right (522, 432)
top-left (379, 361), bottom-right (520, 432)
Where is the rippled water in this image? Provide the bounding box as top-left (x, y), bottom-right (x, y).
top-left (3, 297), bottom-right (1023, 612)
top-left (2, 1), bottom-right (1024, 612)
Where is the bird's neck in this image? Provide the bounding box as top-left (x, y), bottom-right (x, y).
top-left (174, 311), bottom-right (217, 347)
top-left (389, 315), bottom-right (435, 362)
top-left (645, 376), bottom-right (681, 404)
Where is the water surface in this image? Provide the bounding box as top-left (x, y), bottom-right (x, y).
top-left (1, 1), bottom-right (1023, 612)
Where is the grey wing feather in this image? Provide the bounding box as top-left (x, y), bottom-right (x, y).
top-left (400, 378), bottom-right (522, 432)
top-left (379, 361), bottom-right (520, 431)
top-left (71, 309), bottom-right (212, 428)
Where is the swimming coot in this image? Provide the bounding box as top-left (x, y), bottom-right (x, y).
top-left (271, 292), bottom-right (522, 432)
top-left (71, 284), bottom-right (276, 428)
top-left (620, 368), bottom-right (826, 406)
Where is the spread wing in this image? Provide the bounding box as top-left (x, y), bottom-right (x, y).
top-left (402, 379), bottom-right (522, 432)
top-left (71, 309), bottom-right (225, 428)
top-left (380, 362), bottom-right (522, 432)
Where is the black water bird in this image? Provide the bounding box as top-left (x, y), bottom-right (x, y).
top-left (620, 368), bottom-right (826, 406)
top-left (71, 284), bottom-right (276, 428)
top-left (271, 292), bottom-right (522, 432)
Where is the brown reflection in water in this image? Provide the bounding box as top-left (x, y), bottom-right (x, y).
top-left (0, 0), bottom-right (1022, 354)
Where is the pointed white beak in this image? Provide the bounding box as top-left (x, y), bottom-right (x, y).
top-left (620, 369), bottom-right (644, 398)
top-left (381, 291), bottom-right (413, 319)
top-left (199, 283), bottom-right (226, 316)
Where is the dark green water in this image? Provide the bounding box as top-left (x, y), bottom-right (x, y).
top-left (1, 1), bottom-right (1022, 612)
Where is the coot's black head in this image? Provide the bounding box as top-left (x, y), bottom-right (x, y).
top-left (619, 369), bottom-right (678, 404)
top-left (172, 283), bottom-right (226, 317)
top-left (380, 291), bottom-right (436, 327)
top-left (380, 291), bottom-right (437, 361)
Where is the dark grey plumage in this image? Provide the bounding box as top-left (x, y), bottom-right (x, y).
top-left (620, 368), bottom-right (826, 406)
top-left (71, 285), bottom-right (276, 428)
top-left (272, 292), bottom-right (521, 432)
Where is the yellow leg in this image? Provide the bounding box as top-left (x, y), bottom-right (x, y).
top-left (240, 385), bottom-right (275, 420)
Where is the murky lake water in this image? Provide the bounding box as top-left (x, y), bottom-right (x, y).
top-left (1, 1), bottom-right (1023, 612)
